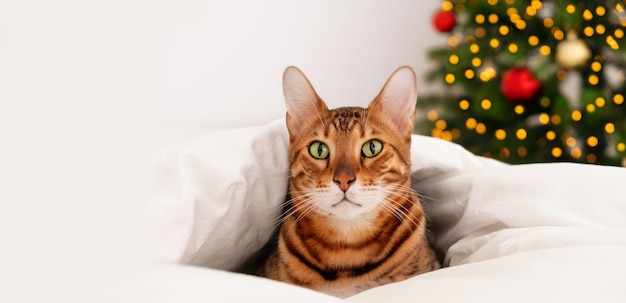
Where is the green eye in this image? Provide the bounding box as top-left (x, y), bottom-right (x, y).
top-left (361, 139), bottom-right (383, 157)
top-left (309, 141), bottom-right (330, 159)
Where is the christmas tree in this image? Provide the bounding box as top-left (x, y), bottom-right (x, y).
top-left (417, 0), bottom-right (626, 166)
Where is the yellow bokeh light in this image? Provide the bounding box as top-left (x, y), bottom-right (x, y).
top-left (552, 147), bottom-right (563, 158)
top-left (614, 94), bottom-right (624, 105)
top-left (595, 97), bottom-right (606, 107)
top-left (606, 36), bottom-right (619, 50)
top-left (615, 29), bottom-right (624, 39)
top-left (427, 110), bottom-right (439, 121)
top-left (435, 119), bottom-right (447, 130)
top-left (476, 123), bottom-right (487, 134)
top-left (571, 110), bottom-right (582, 121)
top-left (543, 18), bottom-right (554, 28)
top-left (481, 99), bottom-right (492, 110)
top-left (553, 29), bottom-right (565, 40)
top-left (583, 9), bottom-right (593, 21)
top-left (528, 36), bottom-right (539, 46)
top-left (488, 0), bottom-right (498, 5)
top-left (518, 147), bottom-right (528, 157)
top-left (442, 1), bottom-right (454, 11)
top-left (591, 61), bottom-right (602, 72)
top-left (475, 14), bottom-right (486, 24)
top-left (588, 75), bottom-right (599, 85)
top-left (526, 6), bottom-right (537, 16)
top-left (596, 25), bottom-right (606, 35)
top-left (510, 13), bottom-right (521, 23)
top-left (571, 147), bottom-right (582, 159)
top-left (531, 0), bottom-right (542, 10)
top-left (566, 4), bottom-right (576, 14)
top-left (470, 43), bottom-right (480, 53)
top-left (539, 113), bottom-right (550, 125)
top-left (551, 115), bottom-right (561, 125)
top-left (605, 123), bottom-right (615, 133)
top-left (584, 26), bottom-right (595, 37)
top-left (449, 54), bottom-right (460, 65)
top-left (539, 45), bottom-right (551, 55)
top-left (617, 143), bottom-right (626, 152)
top-left (508, 43), bottom-right (519, 53)
top-left (445, 73), bottom-right (456, 84)
top-left (586, 104), bottom-right (596, 113)
top-left (516, 129), bottom-right (527, 140)
top-left (515, 20), bottom-right (527, 30)
top-left (540, 97), bottom-right (551, 107)
top-left (587, 136), bottom-right (599, 147)
top-left (490, 38), bottom-right (500, 48)
top-left (466, 118), bottom-right (477, 130)
top-left (465, 69), bottom-right (475, 79)
top-left (495, 129), bottom-right (506, 140)
top-left (499, 25), bottom-right (510, 36)
top-left (565, 136), bottom-right (577, 147)
top-left (546, 130), bottom-right (556, 141)
top-left (459, 99), bottom-right (470, 110)
top-left (472, 57), bottom-right (482, 67)
top-left (488, 13), bottom-right (499, 24)
top-left (514, 105), bottom-right (525, 114)
top-left (596, 6), bottom-right (606, 16)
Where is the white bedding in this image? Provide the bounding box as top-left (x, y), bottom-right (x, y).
top-left (148, 119), bottom-right (626, 302)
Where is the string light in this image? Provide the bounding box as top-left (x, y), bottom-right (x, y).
top-left (427, 110), bottom-right (439, 121)
top-left (614, 94), bottom-right (624, 105)
top-left (516, 129), bottom-right (527, 140)
top-left (475, 14), bottom-right (486, 24)
top-left (449, 54), bottom-right (460, 65)
top-left (605, 123), bottom-right (615, 134)
top-left (495, 129), bottom-right (506, 140)
top-left (571, 110), bottom-right (583, 121)
top-left (552, 147), bottom-right (563, 158)
top-left (514, 105), bottom-right (525, 114)
top-left (539, 113), bottom-right (550, 125)
top-left (571, 147), bottom-right (582, 159)
top-left (481, 99), bottom-right (492, 110)
top-left (459, 99), bottom-right (470, 110)
top-left (587, 136), bottom-right (599, 147)
top-left (546, 131), bottom-right (557, 141)
top-left (595, 97), bottom-right (606, 107)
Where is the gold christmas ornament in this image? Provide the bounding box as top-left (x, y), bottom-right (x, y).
top-left (555, 32), bottom-right (592, 69)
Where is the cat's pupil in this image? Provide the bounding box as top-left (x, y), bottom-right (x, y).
top-left (318, 143), bottom-right (324, 156)
top-left (369, 141), bottom-right (376, 154)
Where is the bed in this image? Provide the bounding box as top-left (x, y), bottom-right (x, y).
top-left (147, 118), bottom-right (626, 302)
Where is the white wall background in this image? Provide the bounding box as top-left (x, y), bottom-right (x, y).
top-left (0, 0), bottom-right (445, 301)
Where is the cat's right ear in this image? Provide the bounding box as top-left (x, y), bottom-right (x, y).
top-left (282, 66), bottom-right (329, 137)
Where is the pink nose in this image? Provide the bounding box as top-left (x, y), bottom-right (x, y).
top-left (333, 166), bottom-right (356, 191)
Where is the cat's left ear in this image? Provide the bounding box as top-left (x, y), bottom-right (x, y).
top-left (368, 66), bottom-right (418, 136)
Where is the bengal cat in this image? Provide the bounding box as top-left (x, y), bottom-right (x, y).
top-left (259, 66), bottom-right (440, 298)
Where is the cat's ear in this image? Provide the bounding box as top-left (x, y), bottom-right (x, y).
top-left (283, 66), bottom-right (329, 137)
top-left (368, 66), bottom-right (418, 136)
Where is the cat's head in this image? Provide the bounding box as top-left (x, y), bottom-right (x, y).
top-left (282, 66), bottom-right (418, 221)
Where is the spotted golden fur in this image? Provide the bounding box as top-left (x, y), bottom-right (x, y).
top-left (259, 66), bottom-right (440, 298)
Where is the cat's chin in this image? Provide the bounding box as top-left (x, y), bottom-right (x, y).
top-left (325, 199), bottom-right (374, 221)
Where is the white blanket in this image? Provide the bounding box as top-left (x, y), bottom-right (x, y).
top-left (148, 119), bottom-right (626, 302)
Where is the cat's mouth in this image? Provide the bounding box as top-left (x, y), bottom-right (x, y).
top-left (331, 199), bottom-right (362, 208)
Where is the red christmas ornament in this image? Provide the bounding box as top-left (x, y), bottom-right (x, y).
top-left (500, 68), bottom-right (542, 103)
top-left (432, 10), bottom-right (456, 33)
